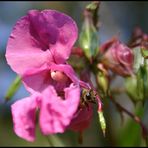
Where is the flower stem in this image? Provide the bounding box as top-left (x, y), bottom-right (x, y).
top-left (5, 75), bottom-right (21, 102)
top-left (109, 94), bottom-right (148, 146)
top-left (46, 136), bottom-right (54, 147)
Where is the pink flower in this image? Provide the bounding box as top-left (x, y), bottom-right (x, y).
top-left (5, 9), bottom-right (82, 141)
top-left (6, 9), bottom-right (96, 142)
top-left (11, 63), bottom-right (81, 141)
top-left (6, 9), bottom-right (78, 75)
top-left (21, 63), bottom-right (93, 135)
top-left (100, 37), bottom-right (134, 76)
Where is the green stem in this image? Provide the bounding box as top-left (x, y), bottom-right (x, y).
top-left (5, 75), bottom-right (21, 102)
top-left (109, 94), bottom-right (148, 146)
top-left (46, 135), bottom-right (65, 147)
top-left (92, 70), bottom-right (116, 146)
top-left (146, 137), bottom-right (148, 146)
top-left (46, 136), bottom-right (55, 147)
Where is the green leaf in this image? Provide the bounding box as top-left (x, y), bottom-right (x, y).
top-left (5, 75), bottom-right (21, 102)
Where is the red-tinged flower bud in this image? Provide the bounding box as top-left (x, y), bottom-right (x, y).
top-left (128, 27), bottom-right (148, 49)
top-left (100, 38), bottom-right (134, 76)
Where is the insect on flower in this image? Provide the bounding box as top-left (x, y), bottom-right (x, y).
top-left (79, 88), bottom-right (97, 108)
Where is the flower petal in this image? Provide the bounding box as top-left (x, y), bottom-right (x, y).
top-left (11, 95), bottom-right (38, 142)
top-left (22, 64), bottom-right (51, 94)
top-left (22, 64), bottom-right (79, 93)
top-left (5, 15), bottom-right (53, 75)
top-left (28, 10), bottom-right (78, 63)
top-left (49, 64), bottom-right (79, 84)
top-left (68, 105), bottom-right (93, 132)
top-left (39, 84), bottom-right (80, 134)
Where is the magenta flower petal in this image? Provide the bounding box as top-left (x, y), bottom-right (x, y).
top-left (39, 84), bottom-right (80, 134)
top-left (68, 105), bottom-right (93, 132)
top-left (6, 9), bottom-right (78, 75)
top-left (49, 63), bottom-right (79, 84)
top-left (22, 64), bottom-right (79, 94)
top-left (5, 16), bottom-right (54, 75)
top-left (28, 10), bottom-right (78, 64)
top-left (21, 63), bottom-right (81, 134)
top-left (11, 95), bottom-right (38, 142)
top-left (22, 64), bottom-right (51, 93)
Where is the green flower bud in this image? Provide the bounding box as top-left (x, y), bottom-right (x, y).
top-left (79, 13), bottom-right (99, 62)
top-left (125, 61), bottom-right (148, 103)
top-left (125, 75), bottom-right (140, 103)
top-left (137, 63), bottom-right (148, 100)
top-left (96, 64), bottom-right (109, 95)
top-left (98, 110), bottom-right (106, 137)
top-left (97, 71), bottom-right (109, 95)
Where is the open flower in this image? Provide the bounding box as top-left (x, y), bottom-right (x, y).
top-left (6, 9), bottom-right (96, 142)
top-left (5, 9), bottom-right (82, 141)
top-left (6, 9), bottom-right (78, 75)
top-left (11, 63), bottom-right (94, 141)
top-left (100, 37), bottom-right (134, 76)
top-left (11, 63), bottom-right (81, 141)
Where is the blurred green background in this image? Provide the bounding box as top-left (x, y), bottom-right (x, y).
top-left (0, 1), bottom-right (148, 146)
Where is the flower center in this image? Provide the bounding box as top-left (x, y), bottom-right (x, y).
top-left (50, 70), bottom-right (71, 99)
top-left (51, 71), bottom-right (68, 83)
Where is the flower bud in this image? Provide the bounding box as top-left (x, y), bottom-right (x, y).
top-left (79, 10), bottom-right (99, 62)
top-left (125, 75), bottom-right (141, 103)
top-left (137, 63), bottom-right (148, 101)
top-left (96, 64), bottom-right (109, 95)
top-left (100, 38), bottom-right (134, 76)
top-left (98, 110), bottom-right (106, 137)
top-left (125, 62), bottom-right (148, 103)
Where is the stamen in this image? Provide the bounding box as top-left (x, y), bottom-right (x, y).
top-left (51, 71), bottom-right (68, 82)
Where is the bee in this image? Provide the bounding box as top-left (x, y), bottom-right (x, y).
top-left (79, 88), bottom-right (97, 108)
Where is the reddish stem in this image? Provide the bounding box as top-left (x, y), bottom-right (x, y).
top-left (109, 95), bottom-right (148, 140)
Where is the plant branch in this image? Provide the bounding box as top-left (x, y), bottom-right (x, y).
top-left (110, 87), bottom-right (125, 94)
top-left (46, 136), bottom-right (54, 146)
top-left (109, 94), bottom-right (148, 143)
